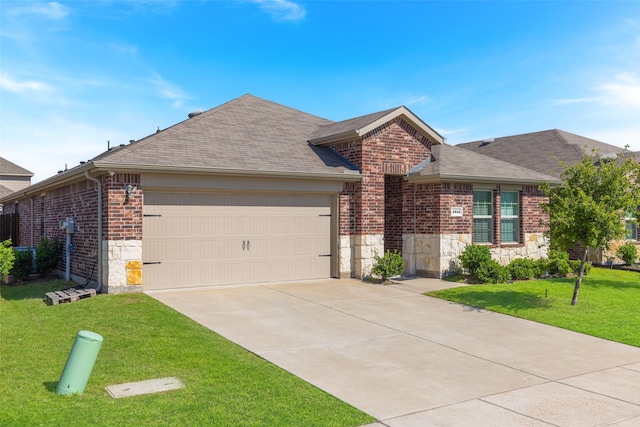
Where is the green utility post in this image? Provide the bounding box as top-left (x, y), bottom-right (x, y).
top-left (56, 330), bottom-right (103, 396)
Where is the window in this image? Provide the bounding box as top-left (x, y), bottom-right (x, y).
top-left (473, 190), bottom-right (493, 243)
top-left (625, 210), bottom-right (638, 241)
top-left (500, 191), bottom-right (520, 243)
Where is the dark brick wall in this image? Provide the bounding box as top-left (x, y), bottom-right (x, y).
top-left (330, 118), bottom-right (434, 245)
top-left (7, 172), bottom-right (143, 282)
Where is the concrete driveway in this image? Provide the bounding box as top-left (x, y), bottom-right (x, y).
top-left (148, 279), bottom-right (640, 426)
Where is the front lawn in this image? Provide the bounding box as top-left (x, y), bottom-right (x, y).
top-left (429, 267), bottom-right (640, 348)
top-left (0, 281), bottom-right (374, 427)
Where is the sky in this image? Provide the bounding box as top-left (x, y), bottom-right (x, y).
top-left (1, 0), bottom-right (639, 183)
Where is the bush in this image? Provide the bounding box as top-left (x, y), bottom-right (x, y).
top-left (546, 250), bottom-right (572, 276)
top-left (616, 243), bottom-right (638, 265)
top-left (371, 249), bottom-right (404, 280)
top-left (35, 237), bottom-right (63, 275)
top-left (0, 239), bottom-right (15, 279)
top-left (475, 260), bottom-right (510, 284)
top-left (569, 259), bottom-right (591, 276)
top-left (459, 244), bottom-right (492, 276)
top-left (11, 248), bottom-right (34, 280)
top-left (507, 258), bottom-right (540, 280)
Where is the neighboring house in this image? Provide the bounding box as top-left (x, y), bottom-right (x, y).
top-left (0, 158), bottom-right (33, 244)
top-left (1, 94), bottom-right (558, 293)
top-left (455, 129), bottom-right (627, 178)
top-left (0, 157), bottom-right (34, 207)
top-left (457, 129), bottom-right (640, 264)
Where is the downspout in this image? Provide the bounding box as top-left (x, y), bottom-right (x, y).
top-left (30, 197), bottom-right (34, 247)
top-left (84, 171), bottom-right (102, 293)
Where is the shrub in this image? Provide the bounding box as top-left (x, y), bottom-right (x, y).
top-left (569, 259), bottom-right (591, 276)
top-left (371, 249), bottom-right (404, 280)
top-left (507, 258), bottom-right (539, 280)
top-left (11, 248), bottom-right (34, 280)
top-left (0, 239), bottom-right (15, 279)
top-left (35, 237), bottom-right (63, 275)
top-left (474, 260), bottom-right (510, 284)
top-left (546, 250), bottom-right (572, 276)
top-left (458, 244), bottom-right (492, 276)
top-left (534, 258), bottom-right (549, 276)
top-left (616, 243), bottom-right (638, 265)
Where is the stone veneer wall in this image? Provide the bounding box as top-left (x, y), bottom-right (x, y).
top-left (404, 232), bottom-right (549, 278)
top-left (102, 240), bottom-right (143, 294)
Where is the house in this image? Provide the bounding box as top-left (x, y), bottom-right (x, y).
top-left (0, 157), bottom-right (33, 207)
top-left (0, 158), bottom-right (33, 243)
top-left (457, 130), bottom-right (640, 264)
top-left (0, 95), bottom-right (558, 293)
top-left (455, 129), bottom-right (627, 178)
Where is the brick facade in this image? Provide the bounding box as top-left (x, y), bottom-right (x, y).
top-left (5, 172), bottom-right (143, 289)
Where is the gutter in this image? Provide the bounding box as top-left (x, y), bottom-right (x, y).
top-left (92, 162), bottom-right (363, 182)
top-left (406, 173), bottom-right (561, 186)
top-left (84, 170), bottom-right (102, 293)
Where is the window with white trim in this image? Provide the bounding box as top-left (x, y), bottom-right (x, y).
top-left (625, 209), bottom-right (638, 241)
top-left (500, 191), bottom-right (520, 243)
top-left (473, 190), bottom-right (493, 243)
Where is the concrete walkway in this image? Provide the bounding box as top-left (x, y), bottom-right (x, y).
top-left (148, 278), bottom-right (640, 426)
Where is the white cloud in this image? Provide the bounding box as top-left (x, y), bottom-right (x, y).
top-left (436, 127), bottom-right (466, 137)
top-left (550, 97), bottom-right (596, 106)
top-left (0, 73), bottom-right (53, 93)
top-left (148, 72), bottom-right (190, 107)
top-left (595, 72), bottom-right (640, 109)
top-left (403, 95), bottom-right (430, 106)
top-left (13, 2), bottom-right (70, 20)
top-left (250, 0), bottom-right (306, 22)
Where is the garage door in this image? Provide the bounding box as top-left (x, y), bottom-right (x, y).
top-left (143, 191), bottom-right (333, 290)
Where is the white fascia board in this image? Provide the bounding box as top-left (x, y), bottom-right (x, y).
top-left (358, 106), bottom-right (444, 144)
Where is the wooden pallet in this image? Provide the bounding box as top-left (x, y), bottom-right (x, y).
top-left (45, 288), bottom-right (96, 305)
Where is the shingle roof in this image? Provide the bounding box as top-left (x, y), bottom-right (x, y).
top-left (0, 157), bottom-right (33, 177)
top-left (95, 94), bottom-right (360, 178)
top-left (409, 143), bottom-right (560, 185)
top-left (0, 184), bottom-right (15, 198)
top-left (308, 108), bottom-right (398, 142)
top-left (455, 129), bottom-right (626, 177)
top-left (308, 105), bottom-right (444, 145)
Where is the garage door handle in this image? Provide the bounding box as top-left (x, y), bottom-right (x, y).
top-left (247, 240), bottom-right (250, 251)
top-left (143, 261), bottom-right (162, 265)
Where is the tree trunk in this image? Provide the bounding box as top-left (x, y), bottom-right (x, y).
top-left (571, 247), bottom-right (589, 306)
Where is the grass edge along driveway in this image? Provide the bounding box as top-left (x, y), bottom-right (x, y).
top-left (0, 281), bottom-right (374, 427)
top-left (428, 267), bottom-right (640, 348)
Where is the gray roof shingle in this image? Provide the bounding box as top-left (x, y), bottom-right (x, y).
top-left (0, 157), bottom-right (33, 177)
top-left (409, 143), bottom-right (560, 185)
top-left (455, 129), bottom-right (626, 177)
top-left (95, 94), bottom-right (360, 177)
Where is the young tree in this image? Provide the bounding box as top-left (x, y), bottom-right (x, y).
top-left (540, 150), bottom-right (640, 305)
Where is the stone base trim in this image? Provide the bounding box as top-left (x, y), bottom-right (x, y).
top-left (103, 240), bottom-right (143, 294)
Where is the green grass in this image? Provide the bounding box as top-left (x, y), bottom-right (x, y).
top-left (0, 281), bottom-right (374, 427)
top-left (429, 268), bottom-right (640, 348)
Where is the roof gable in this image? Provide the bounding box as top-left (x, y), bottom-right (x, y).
top-left (308, 106), bottom-right (444, 146)
top-left (0, 157), bottom-right (33, 177)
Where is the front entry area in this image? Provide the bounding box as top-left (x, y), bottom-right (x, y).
top-left (142, 191), bottom-right (333, 290)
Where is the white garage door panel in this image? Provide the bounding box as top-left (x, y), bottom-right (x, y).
top-left (143, 192), bottom-right (332, 290)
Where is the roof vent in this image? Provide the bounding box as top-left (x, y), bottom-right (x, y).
top-left (80, 161), bottom-right (86, 165)
top-left (188, 109), bottom-right (203, 118)
top-left (480, 138), bottom-right (494, 146)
